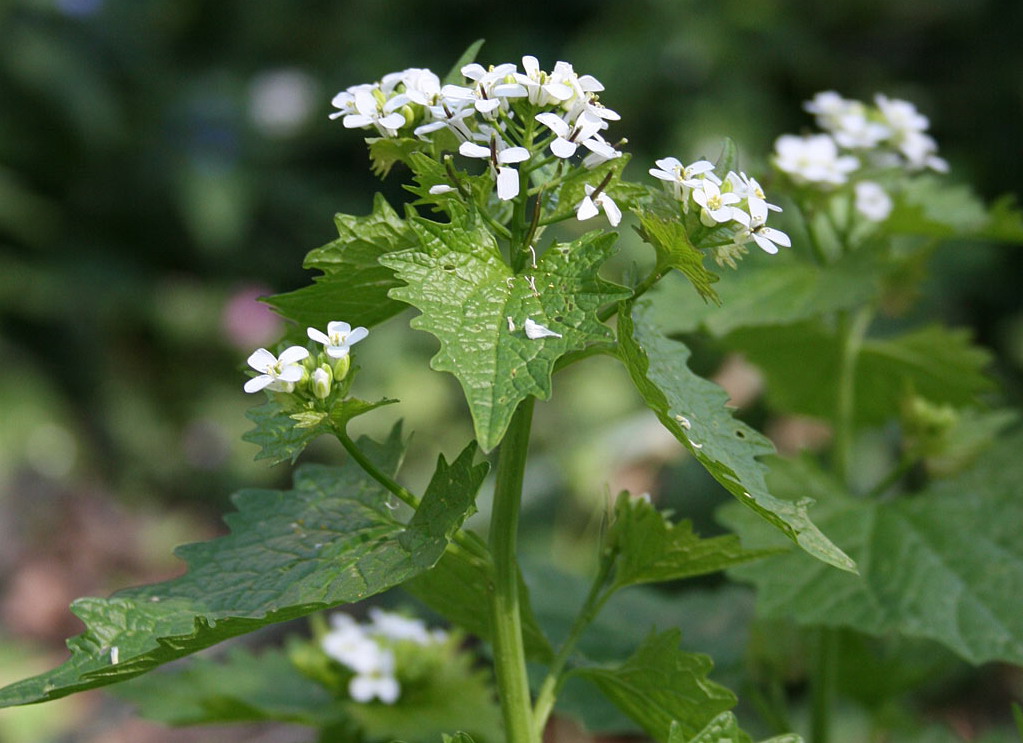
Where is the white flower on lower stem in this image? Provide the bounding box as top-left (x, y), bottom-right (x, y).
top-left (244, 346), bottom-right (309, 393)
top-left (692, 180), bottom-right (741, 227)
top-left (348, 648), bottom-right (400, 705)
top-left (732, 200), bottom-right (791, 255)
top-left (854, 180), bottom-right (893, 222)
top-left (576, 184), bottom-right (622, 226)
top-left (459, 137), bottom-right (530, 201)
top-left (649, 157), bottom-right (719, 207)
top-left (773, 133), bottom-right (859, 186)
top-left (307, 321), bottom-right (368, 359)
top-left (368, 608), bottom-right (435, 645)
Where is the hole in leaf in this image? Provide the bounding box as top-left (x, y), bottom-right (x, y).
top-left (554, 316), bottom-right (563, 322)
top-left (443, 264), bottom-right (456, 271)
top-left (735, 430), bottom-right (746, 439)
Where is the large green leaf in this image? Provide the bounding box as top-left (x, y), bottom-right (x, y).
top-left (607, 492), bottom-right (779, 592)
top-left (267, 193), bottom-right (413, 330)
top-left (571, 629), bottom-right (736, 743)
top-left (728, 322), bottom-right (993, 425)
top-left (618, 302), bottom-right (855, 572)
top-left (403, 543), bottom-right (555, 663)
top-left (635, 211), bottom-right (720, 303)
top-left (113, 646), bottom-right (348, 727)
top-left (0, 429), bottom-right (488, 707)
top-left (720, 435), bottom-right (1023, 665)
top-left (381, 216), bottom-right (629, 451)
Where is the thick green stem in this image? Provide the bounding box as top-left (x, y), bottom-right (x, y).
top-left (597, 267), bottom-right (663, 323)
top-left (489, 399), bottom-right (536, 743)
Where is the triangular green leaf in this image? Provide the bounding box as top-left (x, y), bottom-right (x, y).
top-left (0, 430), bottom-right (488, 707)
top-left (635, 211), bottom-right (720, 302)
top-left (403, 543), bottom-right (555, 663)
top-left (618, 302), bottom-right (855, 572)
top-left (571, 629), bottom-right (736, 743)
top-left (381, 217), bottom-right (629, 451)
top-left (728, 322), bottom-right (993, 425)
top-left (113, 646), bottom-right (348, 727)
top-left (267, 193), bottom-right (413, 331)
top-left (243, 398), bottom-right (327, 465)
top-left (720, 435), bottom-right (1023, 665)
top-left (607, 492), bottom-right (779, 591)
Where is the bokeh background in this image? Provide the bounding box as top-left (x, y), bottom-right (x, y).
top-left (1, 0), bottom-right (1022, 741)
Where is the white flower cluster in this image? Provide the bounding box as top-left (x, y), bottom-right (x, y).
top-left (773, 91), bottom-right (948, 221)
top-left (321, 609), bottom-right (447, 704)
top-left (243, 320), bottom-right (367, 394)
top-left (650, 157), bottom-right (791, 262)
top-left (329, 56), bottom-right (622, 201)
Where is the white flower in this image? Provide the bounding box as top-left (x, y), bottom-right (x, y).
top-left (649, 157), bottom-right (719, 206)
top-left (348, 649), bottom-right (400, 704)
top-left (516, 55), bottom-right (573, 105)
top-left (442, 62), bottom-right (525, 117)
top-left (396, 67), bottom-right (441, 106)
top-left (244, 346), bottom-right (309, 393)
top-left (332, 85), bottom-right (407, 137)
top-left (725, 171), bottom-right (782, 215)
top-left (732, 200), bottom-right (791, 255)
top-left (854, 180), bottom-right (893, 222)
top-left (773, 133), bottom-right (860, 186)
top-left (459, 135), bottom-right (530, 201)
top-left (524, 318), bottom-right (563, 339)
top-left (874, 94), bottom-right (930, 135)
top-left (307, 321), bottom-right (368, 359)
top-left (576, 183), bottom-right (622, 226)
top-left (311, 366), bottom-right (332, 399)
top-left (804, 91), bottom-right (863, 131)
top-left (692, 180), bottom-right (741, 226)
top-left (414, 100), bottom-right (475, 141)
top-left (535, 111), bottom-right (614, 159)
top-left (322, 616), bottom-right (382, 674)
top-left (368, 608), bottom-right (435, 644)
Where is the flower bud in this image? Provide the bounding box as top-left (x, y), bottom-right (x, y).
top-left (333, 353), bottom-right (351, 381)
top-left (312, 365), bottom-right (333, 400)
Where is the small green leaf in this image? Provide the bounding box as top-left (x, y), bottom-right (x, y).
top-left (368, 137), bottom-right (429, 178)
top-left (714, 138), bottom-right (740, 176)
top-left (728, 322), bottom-right (993, 426)
top-left (113, 646), bottom-right (347, 726)
top-left (381, 216), bottom-right (629, 451)
top-left (443, 39), bottom-right (485, 86)
top-left (571, 629), bottom-right (736, 743)
top-left (243, 399), bottom-right (327, 465)
top-left (635, 211), bottom-right (720, 302)
top-left (607, 492), bottom-right (779, 591)
top-left (0, 429), bottom-right (487, 707)
top-left (675, 712), bottom-right (802, 743)
top-left (329, 396), bottom-right (399, 429)
top-left (404, 543), bottom-right (555, 664)
top-left (267, 193), bottom-right (413, 331)
top-left (721, 435), bottom-right (1023, 665)
top-left (442, 733), bottom-right (478, 743)
top-left (618, 302), bottom-right (855, 572)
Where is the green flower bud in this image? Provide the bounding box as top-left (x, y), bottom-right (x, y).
top-left (312, 365), bottom-right (333, 400)
top-left (333, 353), bottom-right (351, 381)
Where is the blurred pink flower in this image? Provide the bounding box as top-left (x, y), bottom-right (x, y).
top-left (221, 285), bottom-right (283, 350)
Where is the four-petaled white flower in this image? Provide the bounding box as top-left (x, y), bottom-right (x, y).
top-left (692, 180), bottom-right (741, 227)
top-left (535, 111), bottom-right (616, 161)
top-left (244, 346), bottom-right (310, 393)
top-left (308, 321), bottom-right (369, 358)
top-left (576, 183), bottom-right (622, 226)
top-left (348, 648), bottom-right (400, 704)
top-left (459, 136), bottom-right (530, 200)
top-left (732, 199), bottom-right (792, 255)
top-left (516, 55), bottom-right (574, 106)
top-left (649, 157), bottom-right (719, 207)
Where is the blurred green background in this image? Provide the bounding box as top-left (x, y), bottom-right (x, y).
top-left (1, 0), bottom-right (1021, 741)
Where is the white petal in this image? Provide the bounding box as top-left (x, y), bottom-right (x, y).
top-left (308, 327), bottom-right (331, 345)
top-left (581, 138), bottom-right (617, 159)
top-left (343, 114), bottom-right (374, 129)
top-left (603, 196), bottom-right (622, 227)
top-left (244, 375), bottom-right (274, 393)
top-left (475, 98), bottom-right (501, 114)
top-left (496, 167), bottom-right (519, 200)
top-left (346, 327), bottom-right (369, 345)
top-left (278, 346), bottom-right (311, 364)
top-left (751, 232), bottom-right (780, 254)
top-left (247, 348), bottom-right (277, 372)
top-left (498, 146), bottom-right (530, 164)
top-left (459, 141), bottom-right (491, 159)
top-left (378, 112), bottom-right (406, 130)
top-left (546, 82), bottom-right (574, 101)
top-left (550, 137), bottom-right (578, 158)
top-left (493, 83), bottom-right (527, 98)
top-left (522, 55), bottom-right (540, 76)
top-left (535, 112), bottom-right (569, 136)
top-left (524, 318), bottom-right (562, 339)
top-left (576, 196), bottom-right (599, 221)
top-left (429, 184), bottom-right (455, 194)
top-left (758, 227), bottom-right (791, 248)
top-left (278, 365), bottom-right (306, 383)
top-left (460, 63), bottom-right (486, 81)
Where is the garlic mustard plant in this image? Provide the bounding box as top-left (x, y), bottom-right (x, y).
top-left (3, 43), bottom-right (1022, 743)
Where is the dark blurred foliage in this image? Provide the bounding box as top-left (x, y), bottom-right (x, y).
top-left (1, 0), bottom-right (1021, 739)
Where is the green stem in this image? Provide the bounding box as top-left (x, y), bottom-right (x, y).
top-left (532, 555), bottom-right (616, 738)
top-left (489, 399), bottom-right (536, 743)
top-left (597, 267), bottom-right (663, 323)
top-left (810, 627), bottom-right (838, 743)
top-left (833, 306), bottom-right (873, 485)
